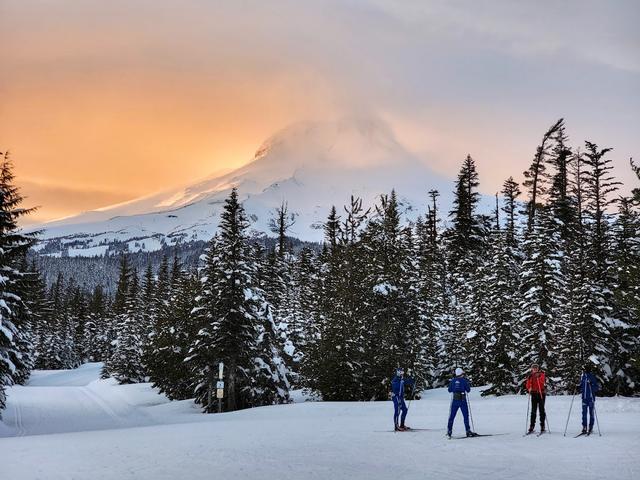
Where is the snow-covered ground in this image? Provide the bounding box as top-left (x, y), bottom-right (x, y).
top-left (1, 364), bottom-right (638, 480)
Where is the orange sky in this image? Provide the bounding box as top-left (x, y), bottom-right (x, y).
top-left (2, 1), bottom-right (638, 225)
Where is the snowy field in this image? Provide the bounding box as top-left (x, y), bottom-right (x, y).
top-left (1, 363), bottom-right (638, 480)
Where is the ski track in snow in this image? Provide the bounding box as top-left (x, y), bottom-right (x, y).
top-left (1, 363), bottom-right (639, 480)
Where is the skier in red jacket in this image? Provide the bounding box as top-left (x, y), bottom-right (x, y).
top-left (525, 363), bottom-right (547, 434)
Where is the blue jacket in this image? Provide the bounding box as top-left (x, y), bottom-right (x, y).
top-left (448, 377), bottom-right (471, 394)
top-left (580, 373), bottom-right (599, 402)
top-left (391, 375), bottom-right (415, 399)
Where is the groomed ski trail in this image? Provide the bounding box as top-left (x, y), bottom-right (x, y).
top-left (1, 365), bottom-right (639, 480)
top-left (2, 363), bottom-right (156, 436)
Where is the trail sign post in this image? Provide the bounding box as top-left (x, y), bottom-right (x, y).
top-left (217, 362), bottom-right (224, 413)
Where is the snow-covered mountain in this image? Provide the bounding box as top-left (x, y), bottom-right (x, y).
top-left (31, 117), bottom-right (473, 257)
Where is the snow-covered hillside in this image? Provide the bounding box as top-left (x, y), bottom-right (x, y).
top-left (31, 117), bottom-right (478, 257)
top-left (1, 364), bottom-right (639, 480)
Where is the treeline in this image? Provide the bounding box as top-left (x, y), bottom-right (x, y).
top-left (3, 119), bottom-right (640, 417)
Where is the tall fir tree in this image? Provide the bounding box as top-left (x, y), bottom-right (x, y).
top-left (189, 189), bottom-right (289, 412)
top-left (107, 268), bottom-right (147, 384)
top-left (0, 154), bottom-right (38, 413)
top-left (102, 255), bottom-right (131, 378)
top-left (84, 285), bottom-right (108, 362)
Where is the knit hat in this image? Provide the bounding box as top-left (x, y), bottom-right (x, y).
top-left (396, 368), bottom-right (404, 376)
top-left (455, 367), bottom-right (464, 376)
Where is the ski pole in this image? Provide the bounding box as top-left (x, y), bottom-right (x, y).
top-left (589, 380), bottom-right (602, 437)
top-left (406, 370), bottom-right (417, 413)
top-left (524, 385), bottom-right (531, 435)
top-left (536, 374), bottom-right (551, 433)
top-left (545, 399), bottom-right (551, 433)
top-left (563, 383), bottom-right (578, 437)
top-left (466, 391), bottom-right (475, 433)
top-left (447, 392), bottom-right (453, 433)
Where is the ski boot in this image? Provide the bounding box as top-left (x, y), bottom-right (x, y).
top-left (527, 425), bottom-right (535, 435)
top-left (395, 424), bottom-right (406, 432)
top-left (588, 426), bottom-right (593, 435)
top-left (466, 431), bottom-right (479, 437)
top-left (400, 424), bottom-right (411, 431)
top-left (581, 427), bottom-right (588, 435)
top-left (446, 430), bottom-right (452, 439)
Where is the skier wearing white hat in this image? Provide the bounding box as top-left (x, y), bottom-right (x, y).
top-left (447, 367), bottom-right (477, 438)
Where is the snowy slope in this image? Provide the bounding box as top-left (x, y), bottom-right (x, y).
top-left (31, 117), bottom-right (478, 256)
top-left (1, 364), bottom-right (639, 480)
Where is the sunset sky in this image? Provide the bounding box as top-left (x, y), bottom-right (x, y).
top-left (1, 1), bottom-right (638, 225)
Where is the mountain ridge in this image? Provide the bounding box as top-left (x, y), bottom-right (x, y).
top-left (30, 117), bottom-right (475, 257)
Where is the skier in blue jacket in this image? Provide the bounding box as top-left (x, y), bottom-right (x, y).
top-left (391, 368), bottom-right (415, 431)
top-left (580, 364), bottom-right (600, 434)
top-left (447, 368), bottom-right (477, 438)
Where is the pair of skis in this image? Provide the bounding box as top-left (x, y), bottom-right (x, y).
top-left (447, 432), bottom-right (508, 440)
top-left (573, 431), bottom-right (594, 438)
top-left (523, 430), bottom-right (547, 437)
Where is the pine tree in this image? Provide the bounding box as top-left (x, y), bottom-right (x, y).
top-left (84, 285), bottom-right (108, 362)
top-left (290, 246), bottom-right (320, 376)
top-left (25, 261), bottom-right (55, 369)
top-left (414, 190), bottom-right (448, 387)
top-left (502, 177), bottom-right (521, 247)
top-left (108, 268), bottom-right (147, 384)
top-left (67, 284), bottom-right (89, 364)
top-left (102, 255), bottom-right (131, 378)
top-left (518, 207), bottom-right (566, 390)
top-left (189, 189), bottom-right (289, 412)
top-left (0, 153), bottom-right (38, 413)
top-left (482, 227), bottom-right (521, 395)
top-left (444, 156), bottom-right (488, 383)
top-left (631, 158), bottom-right (640, 204)
top-left (305, 197), bottom-right (373, 400)
top-left (449, 155), bottom-right (481, 255)
top-left (147, 267), bottom-right (200, 399)
top-left (609, 197), bottom-right (640, 394)
top-left (578, 142), bottom-right (623, 393)
top-left (10, 258), bottom-right (38, 384)
top-left (523, 119), bottom-right (562, 232)
top-left (361, 191), bottom-right (423, 399)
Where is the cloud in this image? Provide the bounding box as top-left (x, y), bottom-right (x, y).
top-left (17, 180), bottom-right (134, 225)
top-left (1, 0), bottom-right (638, 223)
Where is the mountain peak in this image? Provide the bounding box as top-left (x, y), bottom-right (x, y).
top-left (250, 116), bottom-right (412, 171)
top-left (33, 116), bottom-right (459, 253)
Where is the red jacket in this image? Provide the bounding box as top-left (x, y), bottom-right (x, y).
top-left (526, 371), bottom-right (546, 394)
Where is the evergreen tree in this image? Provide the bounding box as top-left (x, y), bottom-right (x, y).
top-left (577, 142), bottom-right (623, 393)
top-left (107, 268), bottom-right (147, 384)
top-left (523, 119), bottom-right (562, 231)
top-left (502, 177), bottom-right (521, 247)
top-left (304, 197), bottom-right (372, 400)
top-left (631, 158), bottom-right (640, 204)
top-left (481, 178), bottom-right (522, 394)
top-left (361, 191), bottom-right (423, 399)
top-left (189, 189), bottom-right (289, 412)
top-left (25, 261), bottom-right (54, 369)
top-left (102, 255), bottom-right (131, 378)
top-left (67, 284), bottom-right (89, 364)
top-left (414, 190), bottom-right (448, 387)
top-left (517, 207), bottom-right (566, 390)
top-left (147, 267), bottom-right (200, 399)
top-left (84, 285), bottom-right (108, 362)
top-left (444, 156), bottom-right (488, 382)
top-left (10, 258), bottom-right (38, 384)
top-left (0, 153), bottom-right (38, 413)
top-left (609, 197), bottom-right (640, 394)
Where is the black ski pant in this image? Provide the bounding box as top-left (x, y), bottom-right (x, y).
top-left (530, 392), bottom-right (546, 429)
